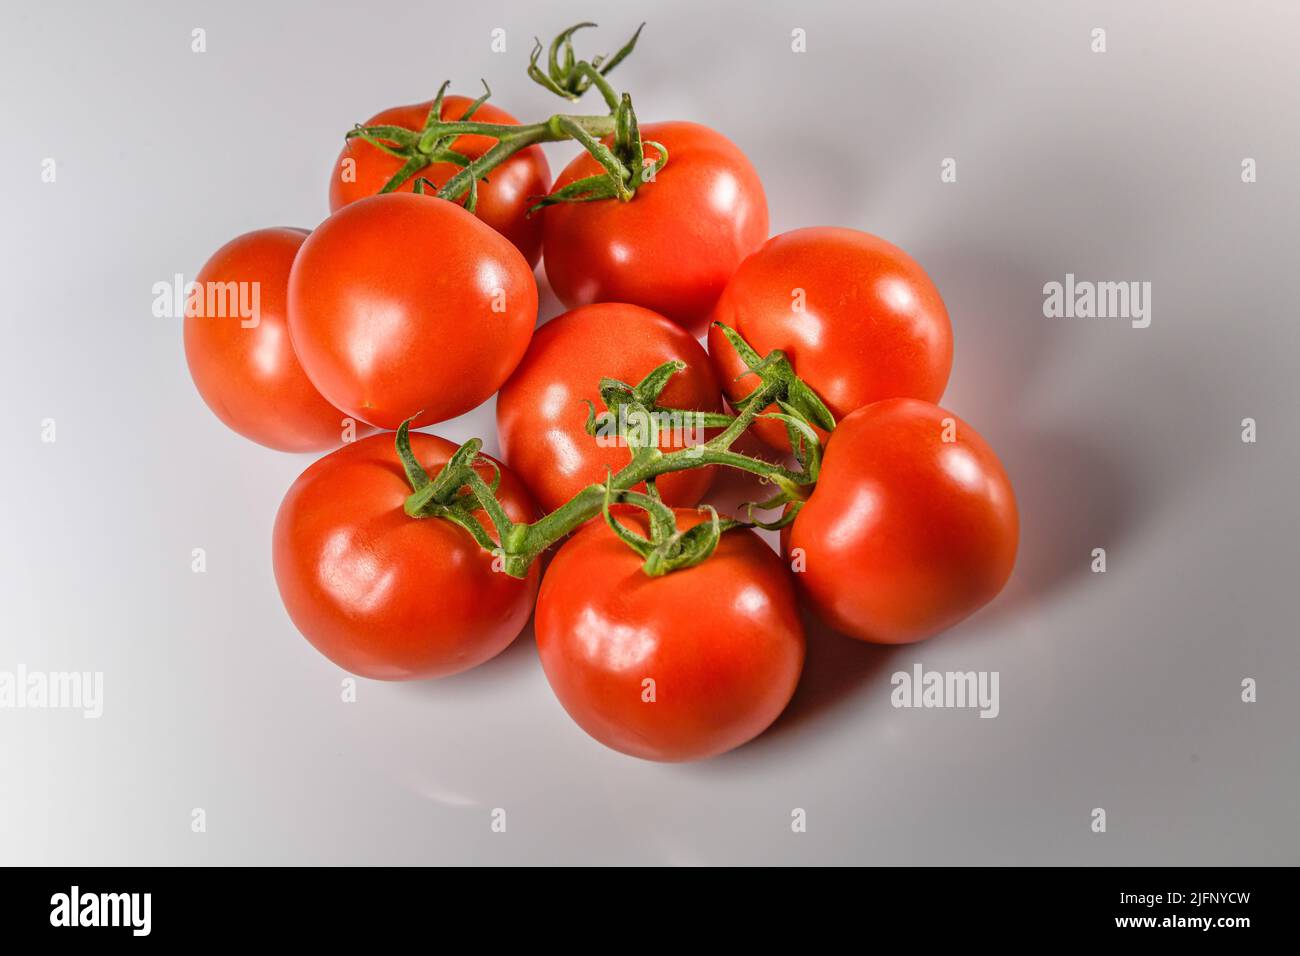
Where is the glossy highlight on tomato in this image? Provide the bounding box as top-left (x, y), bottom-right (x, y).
top-left (497, 303), bottom-right (723, 512)
top-left (183, 227), bottom-right (368, 452)
top-left (542, 121), bottom-right (768, 335)
top-left (535, 509), bottom-right (805, 761)
top-left (789, 399), bottom-right (1018, 644)
top-left (273, 431), bottom-right (541, 679)
top-left (708, 227), bottom-right (953, 450)
top-left (330, 96), bottom-right (551, 267)
top-left (287, 193), bottom-right (538, 430)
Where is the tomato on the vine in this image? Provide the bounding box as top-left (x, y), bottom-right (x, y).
top-left (330, 96), bottom-right (550, 267)
top-left (287, 192), bottom-right (538, 430)
top-left (535, 509), bottom-right (805, 761)
top-left (708, 227), bottom-right (953, 450)
top-left (183, 228), bottom-right (369, 452)
top-left (273, 431), bottom-right (540, 679)
top-left (788, 399), bottom-right (1017, 645)
top-left (542, 121), bottom-right (768, 335)
top-left (496, 303), bottom-right (723, 513)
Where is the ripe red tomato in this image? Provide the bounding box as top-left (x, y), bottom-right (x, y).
top-left (496, 303), bottom-right (723, 512)
top-left (183, 228), bottom-right (369, 452)
top-left (542, 121), bottom-right (768, 335)
top-left (288, 193), bottom-right (537, 430)
top-left (708, 227), bottom-right (953, 450)
top-left (535, 510), bottom-right (805, 761)
top-left (329, 96), bottom-right (550, 267)
top-left (788, 399), bottom-right (1018, 644)
top-left (273, 431), bottom-right (540, 679)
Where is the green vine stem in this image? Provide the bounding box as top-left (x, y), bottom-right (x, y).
top-left (395, 327), bottom-right (834, 579)
top-left (343, 22), bottom-right (662, 210)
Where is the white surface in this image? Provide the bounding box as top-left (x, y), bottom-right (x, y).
top-left (1, 0), bottom-right (1297, 864)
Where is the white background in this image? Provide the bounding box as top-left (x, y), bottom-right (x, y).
top-left (2, 0), bottom-right (1297, 864)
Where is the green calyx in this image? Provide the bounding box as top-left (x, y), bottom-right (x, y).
top-left (395, 326), bottom-right (837, 580)
top-left (584, 359), bottom-right (734, 452)
top-left (343, 22), bottom-right (665, 215)
top-left (711, 321), bottom-right (835, 476)
top-left (530, 94), bottom-right (668, 209)
top-left (527, 22), bottom-right (644, 106)
top-left (601, 482), bottom-right (740, 576)
top-left (397, 423), bottom-right (506, 552)
top-left (345, 80), bottom-right (492, 198)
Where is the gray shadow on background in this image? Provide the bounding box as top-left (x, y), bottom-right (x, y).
top-left (932, 247), bottom-right (1142, 623)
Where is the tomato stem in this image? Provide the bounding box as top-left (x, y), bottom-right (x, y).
top-left (395, 336), bottom-right (830, 579)
top-left (343, 22), bottom-right (663, 211)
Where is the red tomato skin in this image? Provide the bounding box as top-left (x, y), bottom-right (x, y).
top-left (287, 193), bottom-right (538, 430)
top-left (182, 228), bottom-right (368, 452)
top-left (329, 96), bottom-right (551, 267)
top-left (707, 227), bottom-right (953, 450)
top-left (789, 399), bottom-right (1018, 644)
top-left (273, 432), bottom-right (540, 680)
top-left (496, 303), bottom-right (723, 512)
top-left (535, 510), bottom-right (805, 762)
top-left (542, 121), bottom-right (768, 336)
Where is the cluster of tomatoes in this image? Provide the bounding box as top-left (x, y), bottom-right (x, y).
top-left (182, 24), bottom-right (1018, 762)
